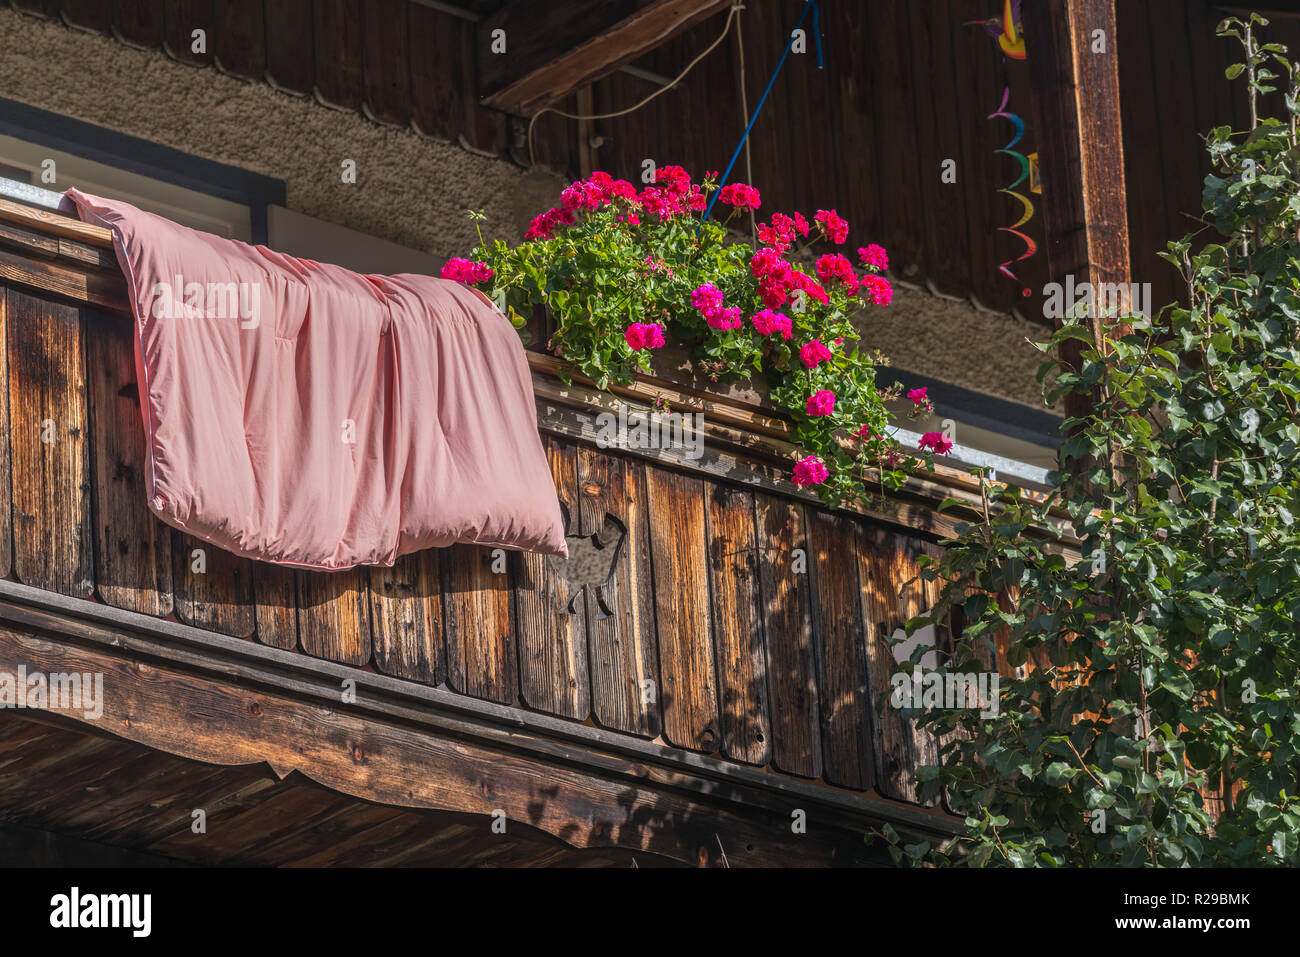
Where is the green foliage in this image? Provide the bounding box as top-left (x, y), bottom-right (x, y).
top-left (876, 14), bottom-right (1300, 867)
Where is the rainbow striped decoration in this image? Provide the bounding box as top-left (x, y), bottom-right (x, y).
top-left (987, 86), bottom-right (1038, 296)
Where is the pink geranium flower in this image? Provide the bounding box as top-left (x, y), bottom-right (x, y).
top-left (708, 306), bottom-right (743, 330)
top-left (624, 323), bottom-right (666, 351)
top-left (800, 339), bottom-right (833, 369)
top-left (806, 390), bottom-right (836, 416)
top-left (690, 283), bottom-right (725, 318)
top-left (918, 431), bottom-right (954, 455)
top-left (861, 274), bottom-right (893, 306)
top-left (718, 182), bottom-right (761, 210)
top-left (792, 455), bottom-right (829, 487)
top-left (751, 309), bottom-right (793, 339)
top-left (815, 208), bottom-right (849, 244)
top-left (858, 244), bottom-right (889, 270)
top-left (441, 258), bottom-right (494, 284)
top-left (907, 387), bottom-right (928, 405)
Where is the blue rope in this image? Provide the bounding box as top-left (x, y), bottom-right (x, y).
top-left (702, 0), bottom-right (823, 222)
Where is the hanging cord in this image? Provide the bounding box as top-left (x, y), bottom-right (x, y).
top-left (702, 0), bottom-right (823, 223)
top-left (527, 4), bottom-right (747, 168)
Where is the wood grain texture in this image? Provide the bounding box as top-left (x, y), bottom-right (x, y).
top-left (369, 549), bottom-right (444, 684)
top-left (706, 484), bottom-right (770, 766)
top-left (0, 625), bottom-right (882, 866)
top-left (61, 0), bottom-right (112, 33)
top-left (84, 309), bottom-right (171, 616)
top-left (409, 1), bottom-right (463, 141)
top-left (264, 0), bottom-right (314, 95)
top-left (162, 0), bottom-right (215, 66)
top-left (579, 448), bottom-right (661, 737)
top-left (312, 0), bottom-right (364, 110)
top-left (807, 510), bottom-right (873, 790)
top-left (5, 288), bottom-right (92, 598)
top-left (362, 0), bottom-right (413, 127)
top-left (1024, 0), bottom-right (1133, 420)
top-left (859, 527), bottom-right (939, 805)
top-left (0, 288), bottom-right (12, 580)
top-left (645, 466), bottom-right (719, 753)
top-left (456, 14), bottom-right (507, 156)
top-left (755, 494), bottom-right (821, 778)
top-left (213, 0), bottom-right (267, 79)
top-left (443, 544), bottom-right (517, 704)
top-left (171, 532), bottom-right (255, 638)
top-left (113, 0), bottom-right (165, 48)
top-left (296, 568), bottom-right (372, 667)
top-left (516, 438), bottom-right (589, 719)
top-left (251, 560), bottom-right (298, 650)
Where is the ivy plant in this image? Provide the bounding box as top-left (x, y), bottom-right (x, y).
top-left (876, 14), bottom-right (1300, 867)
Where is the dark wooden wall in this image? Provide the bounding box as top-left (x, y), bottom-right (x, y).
top-left (0, 278), bottom-right (962, 805)
top-left (6, 0), bottom-right (1283, 319)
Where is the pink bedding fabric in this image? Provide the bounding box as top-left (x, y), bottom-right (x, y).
top-left (67, 189), bottom-right (567, 568)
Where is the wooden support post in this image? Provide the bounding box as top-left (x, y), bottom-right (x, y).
top-left (1024, 0), bottom-right (1131, 425)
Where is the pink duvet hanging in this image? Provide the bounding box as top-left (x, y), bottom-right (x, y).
top-left (67, 189), bottom-right (567, 569)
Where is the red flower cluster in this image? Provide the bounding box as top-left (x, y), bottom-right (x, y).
top-left (815, 253), bottom-right (859, 294)
top-left (814, 208), bottom-right (849, 244)
top-left (861, 274), bottom-right (893, 306)
top-left (858, 244), bottom-right (888, 271)
top-left (751, 308), bottom-right (793, 339)
top-left (800, 339), bottom-right (833, 369)
top-left (624, 322), bottom-right (666, 351)
top-left (718, 182), bottom-right (762, 210)
top-left (441, 257), bottom-right (494, 284)
top-left (792, 455), bottom-right (829, 487)
top-left (524, 170), bottom-right (639, 239)
top-left (806, 390), bottom-right (836, 416)
top-left (918, 431), bottom-right (954, 455)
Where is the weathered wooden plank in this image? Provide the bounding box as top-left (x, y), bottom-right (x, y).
top-left (516, 437), bottom-right (589, 719)
top-left (705, 484), bottom-right (770, 766)
top-left (951, 0), bottom-right (1014, 311)
top-left (1024, 0), bottom-right (1133, 421)
top-left (0, 290), bottom-right (12, 581)
top-left (213, 0), bottom-right (266, 79)
top-left (264, 0), bottom-right (314, 95)
top-left (0, 247), bottom-right (128, 313)
top-left (113, 0), bottom-right (165, 48)
top-left (5, 288), bottom-right (92, 597)
top-left (807, 509), bottom-right (873, 790)
top-left (84, 309), bottom-right (171, 616)
top-left (171, 532), bottom-right (255, 637)
top-left (362, 0), bottom-right (412, 127)
top-left (907, 0), bottom-right (972, 297)
top-left (250, 560), bottom-right (298, 651)
top-left (578, 447), bottom-right (660, 737)
top-left (296, 568), bottom-right (372, 667)
top-left (61, 0), bottom-right (113, 33)
top-left (162, 0), bottom-right (215, 67)
top-left (871, 0), bottom-right (927, 282)
top-left (443, 544), bottom-right (517, 704)
top-left (644, 466), bottom-right (719, 753)
top-left (9, 0), bottom-right (59, 17)
top-left (456, 15), bottom-right (507, 156)
top-left (313, 0), bottom-right (364, 110)
top-left (859, 526), bottom-right (939, 805)
top-left (409, 2), bottom-right (463, 141)
top-left (824, 0), bottom-right (882, 258)
top-left (755, 494), bottom-right (821, 778)
top-left (369, 549), bottom-right (445, 685)
top-left (479, 0), bottom-right (733, 116)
